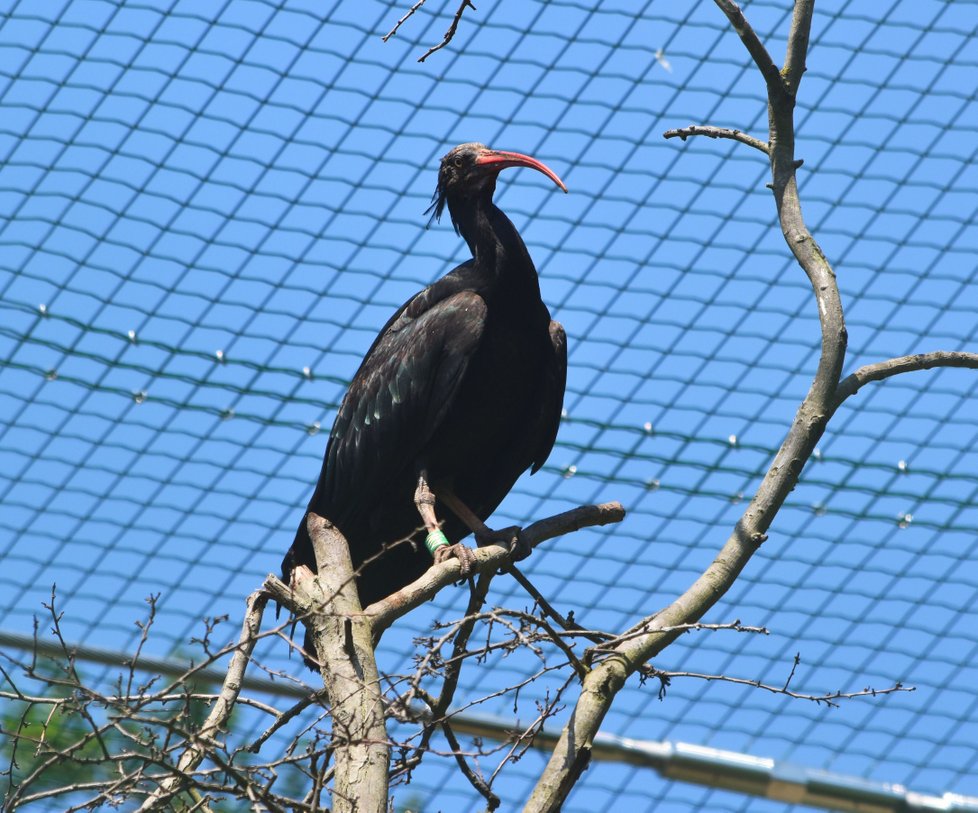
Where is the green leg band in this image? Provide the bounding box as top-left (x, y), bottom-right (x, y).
top-left (425, 529), bottom-right (450, 557)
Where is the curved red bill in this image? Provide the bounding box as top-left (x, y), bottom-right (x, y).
top-left (474, 149), bottom-right (568, 193)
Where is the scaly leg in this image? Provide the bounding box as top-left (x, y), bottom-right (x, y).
top-left (437, 488), bottom-right (530, 562)
top-left (414, 471), bottom-right (477, 576)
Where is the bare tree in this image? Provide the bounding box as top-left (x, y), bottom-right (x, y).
top-left (3, 2), bottom-right (977, 811)
top-left (1, 504), bottom-right (625, 811)
top-left (523, 2), bottom-right (978, 809)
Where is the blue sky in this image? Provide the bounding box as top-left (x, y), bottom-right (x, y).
top-left (1, 1), bottom-right (978, 810)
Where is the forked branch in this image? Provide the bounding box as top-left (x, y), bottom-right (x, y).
top-left (529, 1), bottom-right (977, 809)
top-left (259, 503), bottom-right (624, 810)
top-left (265, 514), bottom-right (388, 813)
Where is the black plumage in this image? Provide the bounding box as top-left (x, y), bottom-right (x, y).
top-left (282, 143), bottom-right (567, 653)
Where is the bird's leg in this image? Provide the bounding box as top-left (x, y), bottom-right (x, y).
top-left (414, 472), bottom-right (477, 577)
top-left (437, 489), bottom-right (530, 562)
top-left (413, 473), bottom-right (440, 535)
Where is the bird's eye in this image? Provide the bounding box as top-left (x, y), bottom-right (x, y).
top-left (453, 156), bottom-right (463, 168)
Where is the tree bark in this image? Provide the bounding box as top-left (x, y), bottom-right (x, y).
top-left (268, 514), bottom-right (389, 813)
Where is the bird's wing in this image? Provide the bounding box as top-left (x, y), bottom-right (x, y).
top-left (530, 319), bottom-right (567, 473)
top-left (314, 288), bottom-right (488, 518)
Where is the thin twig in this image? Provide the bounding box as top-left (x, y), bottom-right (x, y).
top-left (591, 620), bottom-right (770, 654)
top-left (137, 591), bottom-right (268, 812)
top-left (382, 0), bottom-right (478, 61)
top-left (656, 669), bottom-right (913, 708)
top-left (398, 572), bottom-right (495, 784)
top-left (442, 720), bottom-right (500, 811)
top-left (247, 689), bottom-right (328, 753)
top-left (507, 566), bottom-right (606, 648)
top-left (783, 653), bottom-right (800, 691)
top-left (383, 0), bottom-right (427, 41)
top-left (488, 673), bottom-right (575, 787)
top-left (419, 0), bottom-right (477, 62)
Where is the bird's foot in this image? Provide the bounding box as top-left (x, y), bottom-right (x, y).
top-left (475, 525), bottom-right (530, 561)
top-left (434, 542), bottom-right (478, 578)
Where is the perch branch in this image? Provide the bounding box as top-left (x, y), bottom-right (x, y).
top-left (281, 513), bottom-right (388, 813)
top-left (263, 502), bottom-right (624, 643)
top-left (362, 501), bottom-right (625, 635)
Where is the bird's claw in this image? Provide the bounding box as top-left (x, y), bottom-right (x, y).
top-left (475, 525), bottom-right (530, 561)
top-left (434, 542), bottom-right (477, 578)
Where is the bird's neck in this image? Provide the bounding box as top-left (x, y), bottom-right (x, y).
top-left (450, 192), bottom-right (541, 294)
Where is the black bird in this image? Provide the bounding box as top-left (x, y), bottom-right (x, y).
top-left (282, 143), bottom-right (567, 659)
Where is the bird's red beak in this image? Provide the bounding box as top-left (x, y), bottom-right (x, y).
top-left (474, 149), bottom-right (568, 193)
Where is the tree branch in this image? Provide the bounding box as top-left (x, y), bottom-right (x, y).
top-left (361, 501), bottom-right (625, 636)
top-left (265, 514), bottom-right (389, 813)
top-left (383, 0), bottom-right (479, 62)
top-left (138, 591), bottom-right (267, 811)
top-left (263, 502), bottom-right (624, 644)
top-left (833, 351), bottom-right (978, 410)
top-left (712, 0), bottom-right (785, 95)
top-left (663, 125), bottom-right (769, 155)
top-left (418, 0), bottom-right (476, 62)
top-left (441, 719), bottom-right (500, 811)
top-left (783, 0), bottom-right (815, 97)
top-left (655, 670), bottom-right (913, 708)
top-left (382, 0), bottom-right (427, 42)
top-left (526, 4), bottom-right (838, 810)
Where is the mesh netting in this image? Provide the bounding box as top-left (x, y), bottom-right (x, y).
top-left (2, 0), bottom-right (977, 810)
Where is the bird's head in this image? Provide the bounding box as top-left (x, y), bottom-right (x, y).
top-left (427, 142), bottom-right (567, 232)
